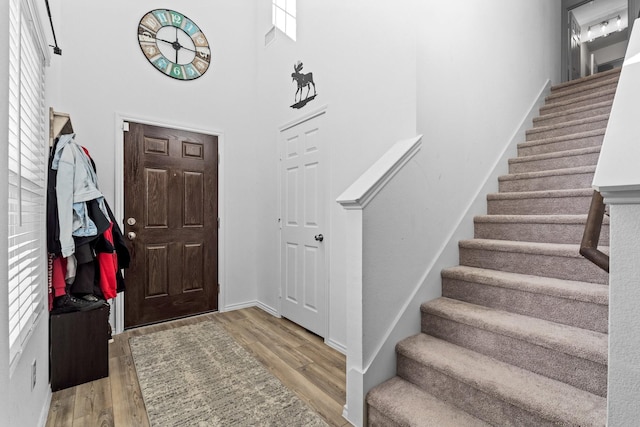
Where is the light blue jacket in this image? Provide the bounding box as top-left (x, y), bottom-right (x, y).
top-left (52, 134), bottom-right (106, 257)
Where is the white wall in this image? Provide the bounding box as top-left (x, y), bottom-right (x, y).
top-left (417, 1), bottom-right (561, 240)
top-left (253, 0), bottom-right (418, 350)
top-left (592, 40), bottom-right (628, 65)
top-left (54, 1), bottom-right (261, 311)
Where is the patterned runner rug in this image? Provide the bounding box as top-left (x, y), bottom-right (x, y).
top-left (129, 320), bottom-right (329, 426)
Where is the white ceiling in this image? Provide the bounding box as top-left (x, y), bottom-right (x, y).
top-left (571, 0), bottom-right (628, 27)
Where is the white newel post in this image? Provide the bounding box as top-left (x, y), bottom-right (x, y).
top-left (341, 207), bottom-right (365, 427)
top-left (592, 17), bottom-right (640, 427)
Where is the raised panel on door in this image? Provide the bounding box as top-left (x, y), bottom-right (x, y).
top-left (145, 168), bottom-right (169, 228)
top-left (285, 243), bottom-right (298, 303)
top-left (183, 171), bottom-right (204, 227)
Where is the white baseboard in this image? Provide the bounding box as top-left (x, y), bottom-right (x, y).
top-left (38, 387), bottom-right (52, 427)
top-left (222, 300), bottom-right (280, 318)
top-left (326, 338), bottom-right (347, 355)
top-left (255, 301), bottom-right (280, 317)
top-left (221, 300), bottom-right (258, 312)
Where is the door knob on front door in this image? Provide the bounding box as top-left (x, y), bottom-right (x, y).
top-left (314, 234), bottom-right (324, 242)
top-left (127, 231), bottom-right (137, 240)
top-left (127, 217), bottom-right (137, 226)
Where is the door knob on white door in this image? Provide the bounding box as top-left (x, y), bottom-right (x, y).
top-left (314, 234), bottom-right (324, 242)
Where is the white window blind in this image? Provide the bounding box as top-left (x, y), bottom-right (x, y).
top-left (272, 0), bottom-right (296, 41)
top-left (7, 0), bottom-right (48, 367)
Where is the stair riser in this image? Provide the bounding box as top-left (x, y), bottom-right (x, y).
top-left (518, 133), bottom-right (604, 157)
top-left (397, 355), bottom-right (559, 427)
top-left (487, 194), bottom-right (592, 215)
top-left (509, 151), bottom-right (600, 173)
top-left (546, 81), bottom-right (618, 104)
top-left (534, 104), bottom-right (612, 128)
top-left (474, 220), bottom-right (609, 245)
top-left (421, 314), bottom-right (607, 396)
top-left (541, 92), bottom-right (615, 115)
top-left (526, 118), bottom-right (608, 142)
top-left (368, 407), bottom-right (402, 427)
top-left (442, 279), bottom-right (608, 333)
top-left (498, 171), bottom-right (594, 192)
top-left (550, 75), bottom-right (619, 95)
top-left (459, 246), bottom-right (609, 284)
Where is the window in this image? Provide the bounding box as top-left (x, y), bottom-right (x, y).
top-left (272, 0), bottom-right (296, 41)
top-left (8, 0), bottom-right (48, 368)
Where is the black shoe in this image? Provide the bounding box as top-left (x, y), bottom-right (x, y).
top-left (52, 294), bottom-right (104, 314)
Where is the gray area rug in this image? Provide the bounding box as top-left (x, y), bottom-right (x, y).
top-left (129, 320), bottom-right (329, 427)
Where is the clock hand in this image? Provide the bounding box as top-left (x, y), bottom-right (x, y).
top-left (175, 28), bottom-right (179, 63)
top-left (156, 37), bottom-right (197, 52)
top-left (156, 37), bottom-right (179, 46)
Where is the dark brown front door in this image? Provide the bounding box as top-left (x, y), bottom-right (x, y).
top-left (124, 122), bottom-right (218, 328)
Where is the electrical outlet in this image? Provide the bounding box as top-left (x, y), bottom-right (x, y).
top-left (31, 360), bottom-right (36, 390)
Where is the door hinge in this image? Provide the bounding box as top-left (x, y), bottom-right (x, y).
top-left (217, 283), bottom-right (220, 294)
top-left (123, 122), bottom-right (130, 132)
top-left (217, 217), bottom-right (220, 229)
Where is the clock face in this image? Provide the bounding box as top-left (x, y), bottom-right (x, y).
top-left (138, 9), bottom-right (211, 80)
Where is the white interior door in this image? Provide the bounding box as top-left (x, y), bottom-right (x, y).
top-left (280, 110), bottom-right (327, 337)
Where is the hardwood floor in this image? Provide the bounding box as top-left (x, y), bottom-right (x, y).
top-left (45, 307), bottom-right (349, 427)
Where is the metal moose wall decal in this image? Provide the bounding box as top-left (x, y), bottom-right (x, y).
top-left (290, 61), bottom-right (317, 109)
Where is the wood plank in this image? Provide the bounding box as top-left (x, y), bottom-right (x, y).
top-left (298, 362), bottom-right (346, 404)
top-left (298, 341), bottom-right (346, 373)
top-left (45, 387), bottom-right (76, 427)
top-left (73, 408), bottom-right (114, 427)
top-left (248, 340), bottom-right (347, 427)
top-left (71, 377), bottom-right (112, 422)
top-left (109, 355), bottom-right (150, 427)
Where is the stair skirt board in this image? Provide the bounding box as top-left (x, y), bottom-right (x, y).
top-left (367, 69), bottom-right (616, 426)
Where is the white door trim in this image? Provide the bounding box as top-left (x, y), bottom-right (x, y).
top-left (113, 112), bottom-right (226, 334)
top-left (277, 105), bottom-right (330, 338)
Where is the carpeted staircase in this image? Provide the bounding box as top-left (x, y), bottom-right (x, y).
top-left (366, 68), bottom-right (620, 427)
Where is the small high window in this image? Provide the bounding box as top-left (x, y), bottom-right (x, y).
top-left (272, 0), bottom-right (296, 41)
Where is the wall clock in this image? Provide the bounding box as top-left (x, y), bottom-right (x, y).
top-left (138, 9), bottom-right (211, 80)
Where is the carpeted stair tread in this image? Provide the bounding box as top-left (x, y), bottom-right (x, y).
top-left (540, 88), bottom-right (616, 115)
top-left (473, 213), bottom-right (609, 244)
top-left (525, 114), bottom-right (609, 141)
top-left (459, 238), bottom-right (609, 258)
top-left (421, 297), bottom-right (607, 365)
top-left (509, 146), bottom-right (601, 173)
top-left (397, 334), bottom-right (607, 426)
top-left (549, 68), bottom-right (620, 93)
top-left (533, 101), bottom-right (612, 127)
top-left (458, 238), bottom-right (609, 284)
top-left (441, 265), bottom-right (609, 333)
top-left (545, 78), bottom-right (618, 103)
top-left (499, 165), bottom-right (595, 182)
top-left (441, 265), bottom-right (608, 305)
top-left (487, 188), bottom-right (594, 215)
top-left (517, 128), bottom-right (605, 155)
top-left (367, 377), bottom-right (491, 427)
top-left (498, 165), bottom-right (596, 192)
top-left (488, 187), bottom-right (594, 201)
top-left (474, 213), bottom-right (608, 226)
